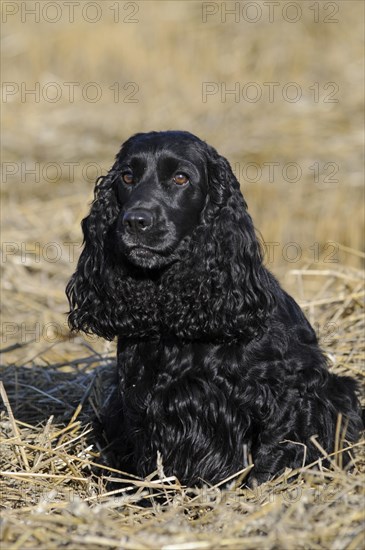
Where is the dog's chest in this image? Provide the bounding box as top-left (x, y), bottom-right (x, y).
top-left (117, 339), bottom-right (251, 420)
top-left (116, 339), bottom-right (254, 481)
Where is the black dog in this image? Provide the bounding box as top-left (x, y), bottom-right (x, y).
top-left (67, 131), bottom-right (362, 486)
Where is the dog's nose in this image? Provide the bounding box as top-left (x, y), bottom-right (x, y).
top-left (122, 209), bottom-right (154, 233)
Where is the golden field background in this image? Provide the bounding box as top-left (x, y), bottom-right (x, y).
top-left (1, 0), bottom-right (364, 364)
top-left (1, 2), bottom-right (364, 549)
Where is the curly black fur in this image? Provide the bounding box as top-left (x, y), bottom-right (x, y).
top-left (67, 131), bottom-right (362, 486)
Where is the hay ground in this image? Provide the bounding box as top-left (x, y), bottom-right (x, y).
top-left (1, 265), bottom-right (365, 550)
top-left (1, 2), bottom-right (365, 549)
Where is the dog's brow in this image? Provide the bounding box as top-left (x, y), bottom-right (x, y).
top-left (121, 153), bottom-right (147, 168)
top-left (158, 154), bottom-right (200, 173)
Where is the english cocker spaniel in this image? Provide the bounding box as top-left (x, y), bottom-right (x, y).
top-left (67, 131), bottom-right (362, 486)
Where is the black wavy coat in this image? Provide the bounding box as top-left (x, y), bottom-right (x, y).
top-left (67, 131), bottom-right (362, 485)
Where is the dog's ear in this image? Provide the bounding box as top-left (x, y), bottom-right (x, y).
top-left (160, 146), bottom-right (276, 341)
top-left (205, 149), bottom-right (276, 336)
top-left (66, 160), bottom-right (159, 340)
top-left (66, 169), bottom-right (121, 340)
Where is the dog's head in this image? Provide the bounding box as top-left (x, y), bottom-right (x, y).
top-left (67, 131), bottom-right (274, 340)
top-left (113, 131), bottom-right (209, 269)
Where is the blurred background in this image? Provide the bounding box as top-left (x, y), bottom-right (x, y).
top-left (1, 0), bottom-right (364, 364)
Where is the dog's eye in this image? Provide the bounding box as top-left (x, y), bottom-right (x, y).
top-left (122, 171), bottom-right (134, 185)
top-left (173, 173), bottom-right (189, 185)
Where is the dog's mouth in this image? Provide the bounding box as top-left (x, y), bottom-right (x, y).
top-left (129, 246), bottom-right (157, 259)
top-left (115, 224), bottom-right (180, 269)
top-left (124, 245), bottom-right (173, 269)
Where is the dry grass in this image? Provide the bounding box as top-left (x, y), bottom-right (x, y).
top-left (1, 264), bottom-right (364, 550)
top-left (1, 1), bottom-right (364, 548)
